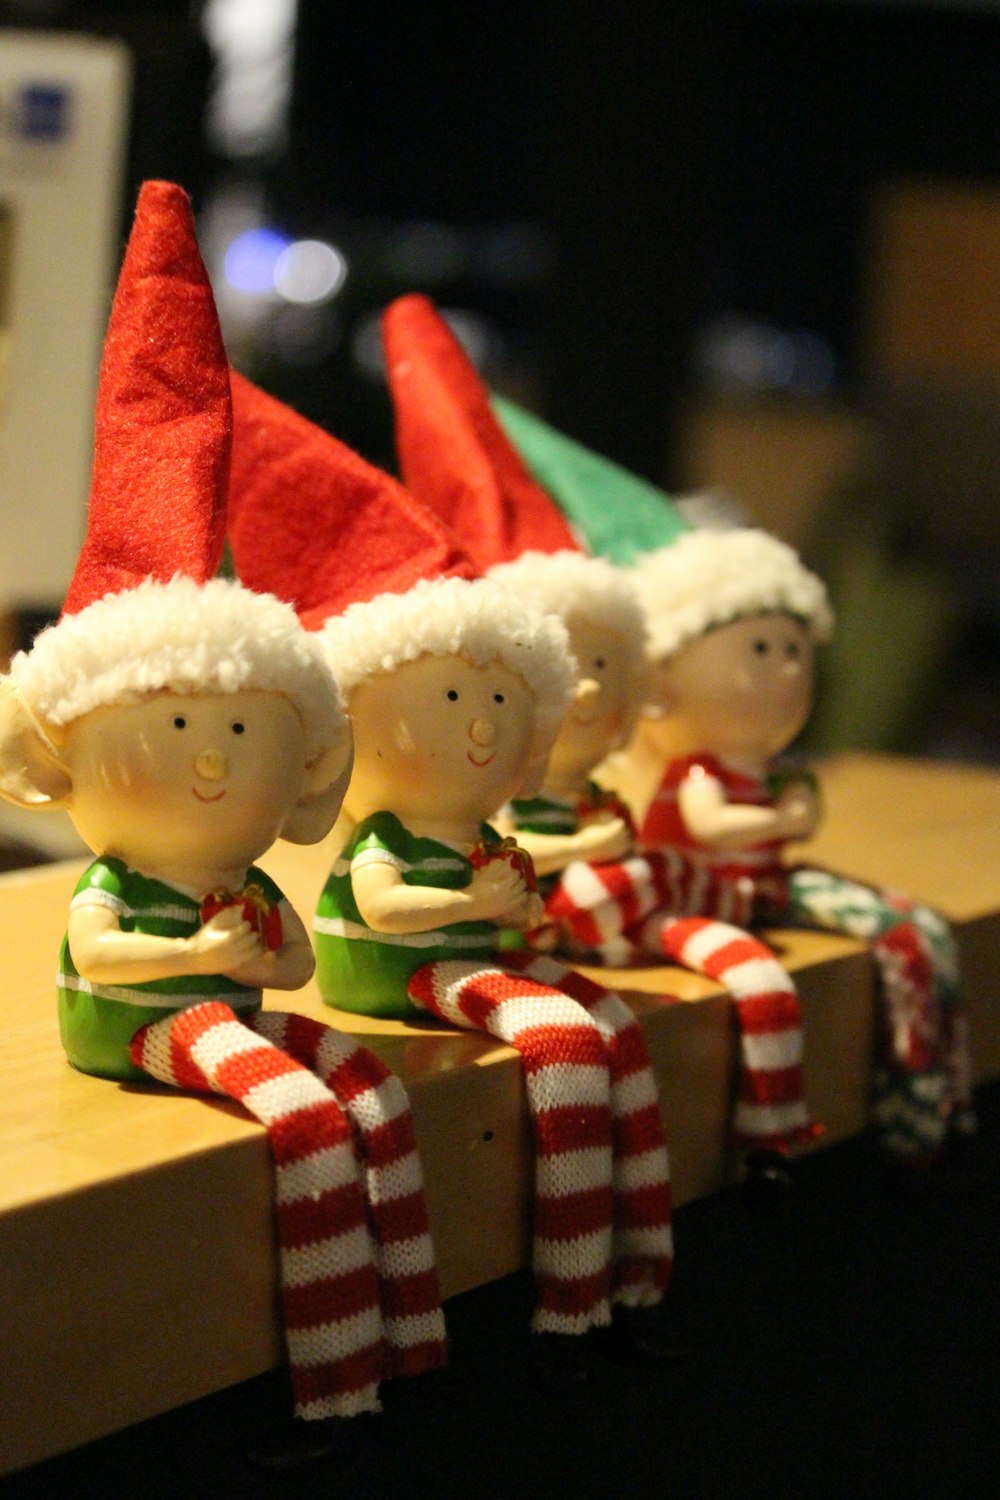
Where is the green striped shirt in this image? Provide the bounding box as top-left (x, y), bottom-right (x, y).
top-left (58, 855), bottom-right (281, 1081)
top-left (507, 791), bottom-right (581, 836)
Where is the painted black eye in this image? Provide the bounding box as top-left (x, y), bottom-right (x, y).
top-left (446, 689), bottom-right (459, 702)
top-left (173, 715), bottom-right (187, 730)
top-left (493, 692), bottom-right (505, 704)
top-left (753, 640), bottom-right (769, 656)
top-left (785, 641), bottom-right (800, 661)
top-left (231, 721), bottom-right (246, 735)
top-left (594, 657), bottom-right (607, 670)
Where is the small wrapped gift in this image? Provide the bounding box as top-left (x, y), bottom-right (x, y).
top-left (200, 882), bottom-right (284, 951)
top-left (469, 834), bottom-right (538, 894)
top-left (470, 834), bottom-right (545, 933)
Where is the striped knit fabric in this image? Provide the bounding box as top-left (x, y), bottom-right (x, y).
top-left (130, 1001), bottom-right (446, 1420)
top-left (406, 953), bottom-right (673, 1335)
top-left (250, 1011), bottom-right (447, 1377)
top-left (544, 850), bottom-right (756, 961)
top-left (537, 856), bottom-right (817, 1152)
top-left (786, 868), bottom-right (976, 1158)
top-left (643, 914), bottom-right (820, 1151)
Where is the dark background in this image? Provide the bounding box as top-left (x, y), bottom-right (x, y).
top-left (6, 0), bottom-right (1000, 473)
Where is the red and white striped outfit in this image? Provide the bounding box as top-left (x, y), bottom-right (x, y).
top-left (130, 1001), bottom-right (446, 1421)
top-left (406, 951), bottom-right (674, 1335)
top-left (639, 753), bottom-right (789, 921)
top-left (513, 786), bottom-right (816, 1153)
top-left (539, 863), bottom-right (817, 1151)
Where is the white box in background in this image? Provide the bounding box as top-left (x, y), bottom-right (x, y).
top-left (0, 31), bottom-right (131, 620)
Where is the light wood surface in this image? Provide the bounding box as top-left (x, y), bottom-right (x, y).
top-left (1, 753), bottom-right (998, 1474)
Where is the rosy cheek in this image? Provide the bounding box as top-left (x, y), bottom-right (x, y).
top-left (98, 755), bottom-right (143, 797)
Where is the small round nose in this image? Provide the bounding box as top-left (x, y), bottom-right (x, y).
top-left (194, 747), bottom-right (227, 781)
top-left (575, 677), bottom-right (600, 705)
top-left (469, 717), bottom-right (496, 748)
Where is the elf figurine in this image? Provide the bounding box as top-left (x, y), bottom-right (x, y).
top-left (380, 293), bottom-right (822, 1175)
top-left (226, 370), bottom-right (676, 1377)
top-left (0, 182), bottom-right (446, 1467)
top-left (616, 528), bottom-right (975, 1164)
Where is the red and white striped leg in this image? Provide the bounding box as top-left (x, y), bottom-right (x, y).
top-left (505, 952), bottom-right (674, 1310)
top-left (130, 1002), bottom-right (385, 1420)
top-left (250, 1011), bottom-right (447, 1379)
top-left (539, 850), bottom-right (756, 966)
top-left (406, 959), bottom-right (615, 1337)
top-left (648, 915), bottom-right (820, 1152)
top-left (543, 855), bottom-right (674, 965)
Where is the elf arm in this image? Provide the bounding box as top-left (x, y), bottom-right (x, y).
top-left (498, 816), bottom-right (633, 876)
top-left (353, 859), bottom-right (533, 933)
top-left (68, 903), bottom-right (262, 985)
top-left (678, 771), bottom-right (817, 851)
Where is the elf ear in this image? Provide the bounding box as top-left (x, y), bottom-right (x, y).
top-left (0, 683), bottom-right (74, 810)
top-left (281, 724), bottom-right (355, 845)
top-left (516, 745), bottom-right (550, 800)
top-left (642, 663), bottom-right (677, 722)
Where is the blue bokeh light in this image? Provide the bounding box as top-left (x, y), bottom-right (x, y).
top-left (223, 227), bottom-right (292, 295)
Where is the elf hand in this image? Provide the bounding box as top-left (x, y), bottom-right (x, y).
top-left (775, 782), bottom-right (821, 841)
top-left (185, 907), bottom-right (262, 976)
top-left (469, 860), bottom-right (535, 927)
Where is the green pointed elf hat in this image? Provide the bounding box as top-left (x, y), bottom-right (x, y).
top-left (492, 395), bottom-right (691, 566)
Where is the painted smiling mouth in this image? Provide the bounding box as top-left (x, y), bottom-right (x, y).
top-left (467, 750), bottom-right (497, 767)
top-left (192, 787), bottom-right (226, 802)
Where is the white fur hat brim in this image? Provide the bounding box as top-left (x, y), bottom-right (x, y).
top-left (632, 529), bottom-right (834, 662)
top-left (318, 574), bottom-right (575, 754)
top-left (488, 548), bottom-right (649, 711)
top-left (10, 575), bottom-right (347, 763)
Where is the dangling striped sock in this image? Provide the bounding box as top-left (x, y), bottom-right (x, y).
top-left (649, 915), bottom-right (820, 1152)
top-left (884, 900), bottom-right (976, 1140)
top-left (868, 921), bottom-right (954, 1158)
top-left (507, 952), bottom-right (674, 1309)
top-left (406, 960), bottom-right (615, 1336)
top-left (130, 1001), bottom-right (386, 1419)
top-left (249, 1011), bottom-right (447, 1377)
top-left (786, 867), bottom-right (977, 1156)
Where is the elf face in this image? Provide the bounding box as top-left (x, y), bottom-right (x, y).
top-left (62, 689), bottom-right (311, 875)
top-left (545, 616), bottom-right (635, 788)
top-left (345, 652), bottom-right (538, 825)
top-left (646, 611), bottom-right (814, 763)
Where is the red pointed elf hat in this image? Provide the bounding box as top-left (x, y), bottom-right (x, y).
top-left (227, 367), bottom-right (474, 632)
top-left (9, 183), bottom-right (345, 760)
top-left (63, 179), bottom-right (229, 616)
top-left (382, 294), bottom-right (581, 570)
top-left (383, 293), bottom-right (647, 654)
top-left (226, 369), bottom-right (575, 729)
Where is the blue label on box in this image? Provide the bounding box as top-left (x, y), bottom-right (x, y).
top-left (15, 82), bottom-right (72, 142)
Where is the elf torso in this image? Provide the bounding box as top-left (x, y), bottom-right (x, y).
top-left (59, 855), bottom-right (280, 1080)
top-left (313, 811), bottom-right (501, 1017)
top-left (638, 753), bottom-right (786, 884)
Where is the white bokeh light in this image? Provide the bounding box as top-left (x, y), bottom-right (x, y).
top-left (203, 0), bottom-right (297, 158)
top-left (273, 239), bottom-right (348, 304)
